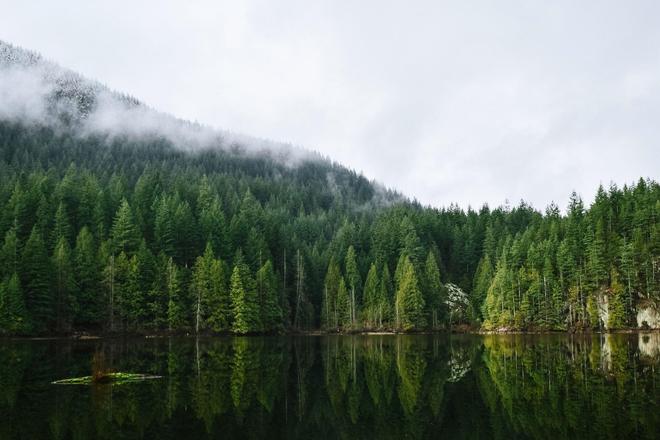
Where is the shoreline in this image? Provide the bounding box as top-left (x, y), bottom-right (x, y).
top-left (2, 327), bottom-right (659, 341)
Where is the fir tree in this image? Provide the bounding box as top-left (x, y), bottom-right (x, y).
top-left (0, 227), bottom-right (19, 279)
top-left (207, 257), bottom-right (230, 332)
top-left (608, 269), bottom-right (627, 329)
top-left (424, 251), bottom-right (446, 329)
top-left (345, 245), bottom-right (361, 328)
top-left (52, 201), bottom-right (72, 248)
top-left (257, 260), bottom-right (282, 332)
top-left (230, 254), bottom-right (260, 334)
top-left (395, 256), bottom-right (426, 331)
top-left (21, 227), bottom-right (52, 332)
top-left (336, 278), bottom-right (351, 329)
top-left (111, 199), bottom-right (140, 255)
top-left (377, 264), bottom-right (393, 327)
top-left (362, 263), bottom-right (379, 328)
top-left (52, 236), bottom-right (75, 332)
top-left (321, 258), bottom-right (342, 329)
top-left (165, 257), bottom-right (186, 331)
top-left (74, 226), bottom-right (102, 326)
top-left (0, 273), bottom-right (30, 334)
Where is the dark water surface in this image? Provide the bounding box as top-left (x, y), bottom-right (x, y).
top-left (0, 334), bottom-right (658, 439)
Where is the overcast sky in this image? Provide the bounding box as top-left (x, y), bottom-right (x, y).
top-left (1, 0), bottom-right (659, 210)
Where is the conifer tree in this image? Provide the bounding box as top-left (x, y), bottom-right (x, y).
top-left (377, 264), bottom-right (393, 327)
top-left (154, 195), bottom-right (176, 256)
top-left (207, 257), bottom-right (230, 332)
top-left (257, 260), bottom-right (282, 332)
top-left (21, 227), bottom-right (52, 332)
top-left (165, 257), bottom-right (186, 331)
top-left (52, 236), bottom-right (75, 332)
top-left (52, 202), bottom-right (72, 248)
top-left (362, 263), bottom-right (379, 328)
top-left (0, 227), bottom-right (19, 279)
top-left (111, 199), bottom-right (140, 255)
top-left (472, 255), bottom-right (493, 321)
top-left (345, 245), bottom-right (361, 328)
top-left (321, 258), bottom-right (342, 329)
top-left (336, 278), bottom-right (351, 329)
top-left (424, 251), bottom-right (446, 329)
top-left (608, 269), bottom-right (627, 329)
top-left (395, 256), bottom-right (426, 331)
top-left (231, 252), bottom-right (260, 334)
top-left (0, 273), bottom-right (30, 334)
top-left (192, 242), bottom-right (214, 333)
top-left (74, 226), bottom-right (102, 326)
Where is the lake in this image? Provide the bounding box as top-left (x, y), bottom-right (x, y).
top-left (0, 334), bottom-right (658, 439)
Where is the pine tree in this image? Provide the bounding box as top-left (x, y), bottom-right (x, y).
top-left (231, 253), bottom-right (260, 334)
top-left (471, 255), bottom-right (493, 321)
top-left (0, 227), bottom-right (19, 279)
top-left (0, 273), bottom-right (30, 334)
top-left (21, 227), bottom-right (52, 332)
top-left (74, 227), bottom-right (102, 326)
top-left (377, 264), bottom-right (393, 327)
top-left (321, 258), bottom-right (342, 329)
top-left (112, 251), bottom-right (132, 331)
top-left (52, 201), bottom-right (72, 248)
top-left (52, 236), bottom-right (75, 332)
top-left (165, 257), bottom-right (186, 331)
top-left (199, 196), bottom-right (229, 260)
top-left (207, 257), bottom-right (230, 332)
top-left (608, 269), bottom-right (627, 329)
top-left (362, 263), bottom-right (379, 328)
top-left (345, 245), bottom-right (361, 328)
top-left (111, 199), bottom-right (140, 255)
top-left (395, 256), bottom-right (426, 331)
top-left (257, 260), bottom-right (282, 332)
top-left (154, 195), bottom-right (176, 256)
top-left (336, 278), bottom-right (350, 329)
top-left (192, 242), bottom-right (214, 333)
top-left (424, 251), bottom-right (446, 329)
top-left (587, 218), bottom-right (608, 290)
top-left (619, 239), bottom-right (637, 316)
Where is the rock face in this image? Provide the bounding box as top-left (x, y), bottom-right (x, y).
top-left (636, 300), bottom-right (660, 329)
top-left (445, 283), bottom-right (471, 324)
top-left (596, 293), bottom-right (609, 330)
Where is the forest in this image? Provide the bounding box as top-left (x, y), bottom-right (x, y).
top-left (0, 115), bottom-right (657, 335)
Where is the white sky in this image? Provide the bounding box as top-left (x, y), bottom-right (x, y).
top-left (1, 0), bottom-right (659, 210)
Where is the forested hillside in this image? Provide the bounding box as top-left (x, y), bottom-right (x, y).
top-left (0, 41), bottom-right (658, 335)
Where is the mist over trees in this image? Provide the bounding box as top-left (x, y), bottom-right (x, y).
top-left (0, 116), bottom-right (657, 335)
top-left (0, 41), bottom-right (658, 336)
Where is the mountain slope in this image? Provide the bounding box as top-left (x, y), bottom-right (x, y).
top-left (0, 41), bottom-right (657, 335)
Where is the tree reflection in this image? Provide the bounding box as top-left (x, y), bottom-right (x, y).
top-left (0, 334), bottom-right (657, 439)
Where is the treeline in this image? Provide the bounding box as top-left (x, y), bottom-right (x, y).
top-left (478, 183), bottom-right (659, 330)
top-left (0, 119), bottom-right (658, 334)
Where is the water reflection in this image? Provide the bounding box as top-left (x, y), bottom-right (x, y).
top-left (0, 334), bottom-right (657, 439)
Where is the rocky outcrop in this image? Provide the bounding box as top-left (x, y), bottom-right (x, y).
top-left (636, 300), bottom-right (660, 329)
top-left (596, 293), bottom-right (609, 329)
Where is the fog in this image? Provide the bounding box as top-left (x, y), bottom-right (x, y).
top-left (0, 41), bottom-right (319, 168)
top-left (1, 0), bottom-right (659, 210)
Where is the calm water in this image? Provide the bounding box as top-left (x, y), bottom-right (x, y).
top-left (0, 334), bottom-right (658, 439)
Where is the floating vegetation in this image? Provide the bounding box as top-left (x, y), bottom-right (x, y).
top-left (52, 372), bottom-right (162, 385)
top-left (52, 351), bottom-right (161, 385)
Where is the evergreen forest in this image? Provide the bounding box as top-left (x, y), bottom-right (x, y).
top-left (0, 41), bottom-right (658, 336)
